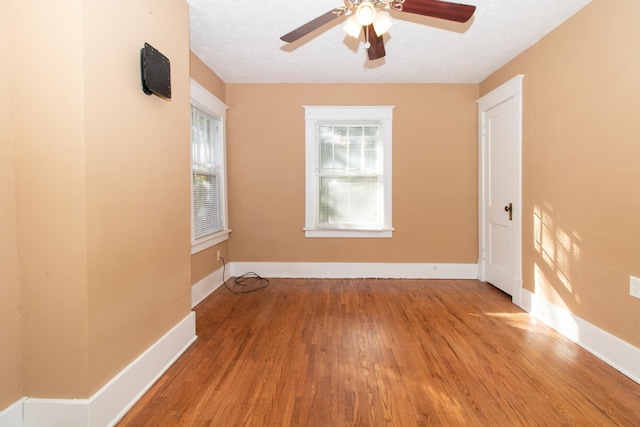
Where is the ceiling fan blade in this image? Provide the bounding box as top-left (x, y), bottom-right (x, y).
top-left (280, 8), bottom-right (345, 43)
top-left (401, 0), bottom-right (476, 23)
top-left (366, 25), bottom-right (386, 60)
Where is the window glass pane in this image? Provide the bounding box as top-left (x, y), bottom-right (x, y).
top-left (192, 106), bottom-right (221, 170)
top-left (315, 122), bottom-right (383, 229)
top-left (334, 126), bottom-right (348, 140)
top-left (364, 126), bottom-right (378, 137)
top-left (333, 142), bottom-right (347, 171)
top-left (348, 131), bottom-right (363, 172)
top-left (319, 125), bottom-right (334, 138)
top-left (317, 123), bottom-right (382, 175)
top-left (364, 139), bottom-right (377, 171)
top-left (319, 137), bottom-right (334, 170)
top-left (318, 176), bottom-right (380, 228)
top-left (193, 173), bottom-right (222, 237)
top-left (350, 126), bottom-right (364, 137)
top-left (191, 104), bottom-right (224, 240)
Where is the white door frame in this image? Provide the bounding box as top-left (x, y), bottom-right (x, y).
top-left (477, 74), bottom-right (524, 305)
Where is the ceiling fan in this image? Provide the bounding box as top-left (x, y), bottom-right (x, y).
top-left (280, 0), bottom-right (476, 61)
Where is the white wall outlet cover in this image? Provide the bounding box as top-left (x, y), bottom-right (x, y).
top-left (630, 276), bottom-right (640, 299)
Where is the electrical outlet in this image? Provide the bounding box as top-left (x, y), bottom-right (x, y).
top-left (630, 276), bottom-right (640, 299)
top-left (217, 250), bottom-right (221, 261)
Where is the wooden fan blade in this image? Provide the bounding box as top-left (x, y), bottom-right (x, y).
top-left (401, 0), bottom-right (476, 23)
top-left (366, 25), bottom-right (386, 60)
top-left (280, 8), bottom-right (344, 43)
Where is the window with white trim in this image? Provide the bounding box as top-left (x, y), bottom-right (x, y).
top-left (190, 79), bottom-right (230, 253)
top-left (304, 106), bottom-right (394, 238)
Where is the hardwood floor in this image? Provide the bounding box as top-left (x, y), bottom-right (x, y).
top-left (117, 279), bottom-right (640, 426)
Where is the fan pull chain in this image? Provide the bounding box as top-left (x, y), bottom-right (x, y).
top-left (364, 25), bottom-right (371, 49)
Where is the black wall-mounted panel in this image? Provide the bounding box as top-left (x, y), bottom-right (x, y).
top-left (140, 43), bottom-right (171, 99)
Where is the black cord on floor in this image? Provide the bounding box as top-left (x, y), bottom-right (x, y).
top-left (220, 256), bottom-right (270, 294)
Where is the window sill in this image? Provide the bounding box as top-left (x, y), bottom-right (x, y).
top-left (304, 228), bottom-right (393, 238)
top-left (191, 229), bottom-right (231, 254)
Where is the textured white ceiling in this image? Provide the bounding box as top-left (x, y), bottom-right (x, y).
top-left (188, 0), bottom-right (591, 83)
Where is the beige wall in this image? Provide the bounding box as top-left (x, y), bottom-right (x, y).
top-left (225, 84), bottom-right (478, 263)
top-left (82, 0), bottom-right (191, 394)
top-left (480, 0), bottom-right (640, 348)
top-left (0, 0), bottom-right (23, 409)
top-left (191, 245), bottom-right (228, 284)
top-left (190, 51), bottom-right (226, 102)
top-left (4, 0), bottom-right (191, 402)
top-left (189, 51), bottom-right (229, 286)
top-left (10, 0), bottom-right (90, 399)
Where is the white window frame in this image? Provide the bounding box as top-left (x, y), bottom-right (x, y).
top-left (190, 79), bottom-right (231, 254)
top-left (303, 105), bottom-right (394, 238)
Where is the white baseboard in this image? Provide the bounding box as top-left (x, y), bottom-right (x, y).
top-left (229, 262), bottom-right (478, 280)
top-left (18, 311), bottom-right (196, 427)
top-left (0, 398), bottom-right (26, 427)
top-left (191, 265), bottom-right (225, 308)
top-left (191, 263), bottom-right (478, 309)
top-left (519, 288), bottom-right (640, 385)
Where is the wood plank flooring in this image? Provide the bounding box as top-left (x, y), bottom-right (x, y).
top-left (117, 279), bottom-right (640, 426)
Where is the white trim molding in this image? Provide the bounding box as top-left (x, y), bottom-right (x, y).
top-left (191, 264), bottom-right (226, 308)
top-left (189, 262), bottom-right (477, 310)
top-left (229, 262), bottom-right (478, 280)
top-left (303, 105), bottom-right (395, 239)
top-left (477, 74), bottom-right (525, 304)
top-left (16, 312), bottom-right (196, 427)
top-left (190, 78), bottom-right (230, 254)
top-left (0, 398), bottom-right (26, 427)
top-left (519, 289), bottom-right (640, 385)
top-left (191, 229), bottom-right (231, 255)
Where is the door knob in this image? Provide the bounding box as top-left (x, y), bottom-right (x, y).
top-left (504, 203), bottom-right (513, 221)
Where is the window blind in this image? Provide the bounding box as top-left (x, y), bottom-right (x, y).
top-left (191, 105), bottom-right (223, 239)
top-left (315, 122), bottom-right (383, 229)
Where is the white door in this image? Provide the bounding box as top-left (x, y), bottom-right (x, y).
top-left (478, 75), bottom-right (523, 301)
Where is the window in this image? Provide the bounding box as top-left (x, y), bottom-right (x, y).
top-left (304, 106), bottom-right (394, 238)
top-left (190, 79), bottom-right (230, 253)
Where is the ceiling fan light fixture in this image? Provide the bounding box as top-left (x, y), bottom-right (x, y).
top-left (355, 1), bottom-right (376, 26)
top-left (280, 0), bottom-right (477, 62)
top-left (372, 11), bottom-right (393, 35)
top-left (343, 15), bottom-right (362, 38)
